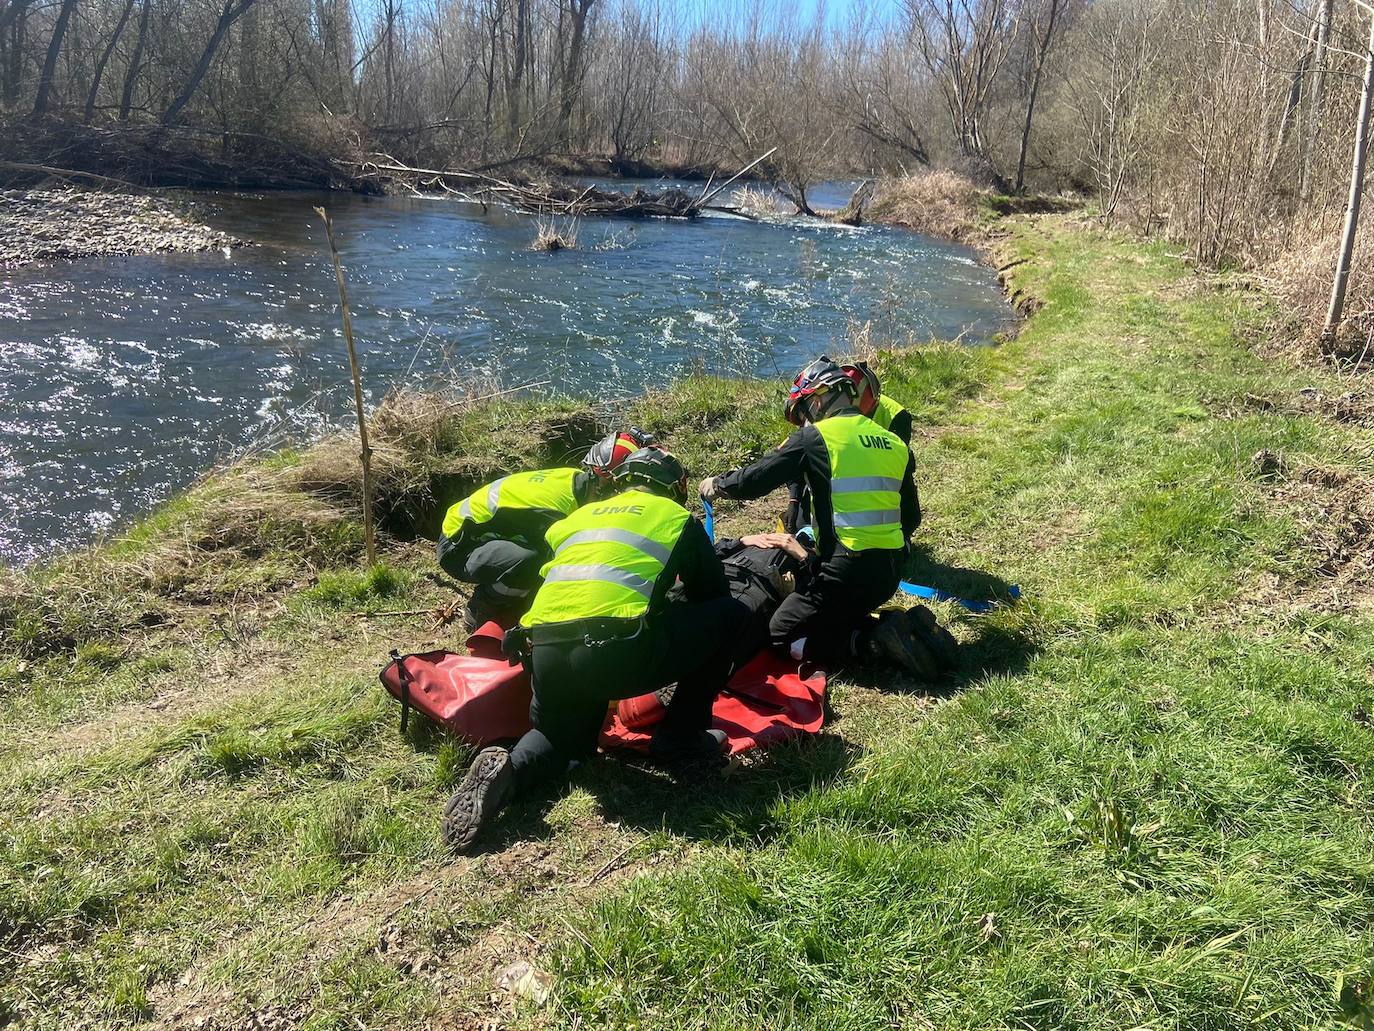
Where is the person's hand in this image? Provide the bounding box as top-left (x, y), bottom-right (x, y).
top-left (739, 532), bottom-right (808, 561)
top-left (699, 476), bottom-right (717, 501)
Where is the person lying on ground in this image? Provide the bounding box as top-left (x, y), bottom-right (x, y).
top-left (700, 356), bottom-right (942, 678)
top-left (442, 447), bottom-right (743, 852)
top-left (703, 531), bottom-right (810, 670)
top-left (436, 427), bottom-right (654, 629)
top-left (784, 359), bottom-right (917, 534)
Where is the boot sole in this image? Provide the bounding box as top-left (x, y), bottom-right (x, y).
top-left (871, 616), bottom-right (939, 681)
top-left (649, 728), bottom-right (727, 765)
top-left (907, 605), bottom-right (959, 673)
top-left (442, 747), bottom-right (512, 851)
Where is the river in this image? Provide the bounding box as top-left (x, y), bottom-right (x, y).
top-left (0, 181), bottom-right (1012, 565)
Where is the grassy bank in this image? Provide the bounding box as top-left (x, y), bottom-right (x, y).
top-left (2, 212), bottom-right (1372, 1030)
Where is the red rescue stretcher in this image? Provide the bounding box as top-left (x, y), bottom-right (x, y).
top-left (380, 622), bottom-right (826, 755)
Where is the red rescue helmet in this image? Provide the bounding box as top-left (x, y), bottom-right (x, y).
top-left (842, 360), bottom-right (882, 418)
top-left (583, 426), bottom-right (656, 480)
top-left (783, 355), bottom-right (858, 426)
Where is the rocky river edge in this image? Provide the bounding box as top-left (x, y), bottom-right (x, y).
top-left (1, 187), bottom-right (241, 267)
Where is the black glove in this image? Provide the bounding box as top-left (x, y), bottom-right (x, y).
top-left (501, 625), bottom-right (531, 665)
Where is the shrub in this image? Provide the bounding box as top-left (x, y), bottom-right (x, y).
top-left (1267, 220), bottom-right (1374, 363)
top-left (867, 171), bottom-right (988, 241)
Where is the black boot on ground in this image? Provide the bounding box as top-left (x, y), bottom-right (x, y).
top-left (904, 604), bottom-right (959, 673)
top-left (649, 727), bottom-right (727, 765)
top-left (859, 610), bottom-right (938, 680)
top-left (442, 746), bottom-right (516, 851)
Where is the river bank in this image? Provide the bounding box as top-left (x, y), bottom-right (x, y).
top-left (0, 169), bottom-right (1001, 269)
top-left (0, 188), bottom-right (240, 267)
top-left (1, 179), bottom-right (1012, 565)
top-left (2, 211), bottom-right (1372, 1029)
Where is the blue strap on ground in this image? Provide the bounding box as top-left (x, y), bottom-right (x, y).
top-left (899, 581), bottom-right (1021, 614)
top-left (701, 496), bottom-right (715, 541)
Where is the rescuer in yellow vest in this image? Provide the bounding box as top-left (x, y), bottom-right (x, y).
top-left (442, 448), bottom-right (741, 851)
top-left (784, 359), bottom-right (915, 534)
top-left (437, 428), bottom-right (653, 629)
top-left (701, 356), bottom-right (939, 677)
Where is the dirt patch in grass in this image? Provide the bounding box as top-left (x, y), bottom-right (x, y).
top-left (1234, 384), bottom-right (1374, 428)
top-left (1270, 462), bottom-right (1374, 609)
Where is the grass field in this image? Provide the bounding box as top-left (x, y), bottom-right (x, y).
top-left (2, 213), bottom-right (1372, 1030)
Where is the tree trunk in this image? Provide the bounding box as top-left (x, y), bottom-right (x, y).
top-left (557, 0), bottom-right (595, 129)
top-left (1324, 10), bottom-right (1374, 339)
top-left (161, 0), bottom-right (256, 126)
top-left (1015, 0), bottom-right (1062, 195)
top-left (1301, 0), bottom-right (1335, 204)
top-left (1269, 13), bottom-right (1320, 176)
top-left (0, 0), bottom-right (34, 36)
top-left (118, 0), bottom-right (150, 120)
top-left (382, 0), bottom-right (396, 124)
top-left (31, 0), bottom-right (77, 118)
top-left (84, 0), bottom-right (137, 120)
top-left (2, 0), bottom-right (27, 107)
top-left (507, 0), bottom-right (527, 130)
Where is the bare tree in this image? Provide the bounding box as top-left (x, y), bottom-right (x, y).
top-left (1324, 3), bottom-right (1374, 338)
top-left (31, 0), bottom-right (78, 117)
top-left (838, 17), bottom-right (933, 168)
top-left (1070, 0), bottom-right (1160, 222)
top-left (1301, 0), bottom-right (1335, 203)
top-left (906, 0), bottom-right (1020, 183)
top-left (161, 0), bottom-right (258, 125)
top-left (84, 0), bottom-right (137, 118)
top-left (1014, 0), bottom-right (1067, 193)
top-left (556, 0), bottom-right (597, 132)
top-left (117, 0), bottom-right (151, 120)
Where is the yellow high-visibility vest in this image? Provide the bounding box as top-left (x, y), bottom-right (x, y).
top-left (441, 468), bottom-right (581, 538)
top-left (872, 394), bottom-right (908, 434)
top-left (522, 488), bottom-right (689, 626)
top-left (813, 414), bottom-right (907, 551)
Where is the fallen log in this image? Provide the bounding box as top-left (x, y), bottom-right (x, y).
top-left (349, 152), bottom-right (768, 221)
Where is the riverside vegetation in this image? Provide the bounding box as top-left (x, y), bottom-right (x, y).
top-left (1, 206), bottom-right (1373, 1028)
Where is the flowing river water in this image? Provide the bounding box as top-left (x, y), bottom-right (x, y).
top-left (0, 182), bottom-right (1013, 565)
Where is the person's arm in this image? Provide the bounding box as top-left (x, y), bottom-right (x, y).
top-left (900, 449), bottom-right (921, 537)
top-left (738, 532), bottom-right (810, 562)
top-left (572, 470), bottom-right (597, 505)
top-left (667, 517), bottom-right (729, 603)
top-left (436, 529), bottom-right (467, 579)
top-left (890, 409), bottom-right (913, 446)
top-left (712, 428), bottom-right (811, 501)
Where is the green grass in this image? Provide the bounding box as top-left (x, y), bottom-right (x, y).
top-left (553, 221), bottom-right (1374, 1028)
top-left (1, 214), bottom-right (1371, 1029)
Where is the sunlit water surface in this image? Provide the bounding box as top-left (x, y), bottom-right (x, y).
top-left (0, 182), bottom-right (1012, 564)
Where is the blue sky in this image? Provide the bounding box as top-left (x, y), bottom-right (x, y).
top-left (672, 0), bottom-right (906, 31)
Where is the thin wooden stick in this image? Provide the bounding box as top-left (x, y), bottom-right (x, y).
top-left (315, 206), bottom-right (377, 567)
top-left (696, 147), bottom-right (778, 209)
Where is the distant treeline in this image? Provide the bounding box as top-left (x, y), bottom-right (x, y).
top-left (3, 1), bottom-right (1373, 276)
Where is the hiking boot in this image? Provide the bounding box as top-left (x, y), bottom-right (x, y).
top-left (442, 746), bottom-right (515, 851)
top-left (859, 610), bottom-right (938, 680)
top-left (648, 727), bottom-right (727, 765)
top-left (904, 604), bottom-right (959, 673)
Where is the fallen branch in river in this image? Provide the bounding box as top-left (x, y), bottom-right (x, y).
top-left (348, 149), bottom-right (776, 221)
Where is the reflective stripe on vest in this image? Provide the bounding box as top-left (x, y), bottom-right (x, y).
top-left (441, 468), bottom-right (581, 538)
top-left (814, 414), bottom-right (907, 551)
top-left (554, 527), bottom-right (673, 566)
top-left (523, 489), bottom-right (690, 626)
top-left (872, 394), bottom-right (907, 433)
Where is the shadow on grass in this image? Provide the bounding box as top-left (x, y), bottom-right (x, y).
top-left (475, 731), bottom-right (862, 853)
top-left (428, 549), bottom-right (1036, 854)
top-left (904, 543), bottom-right (1022, 608)
top-left (836, 616), bottom-right (1037, 707)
